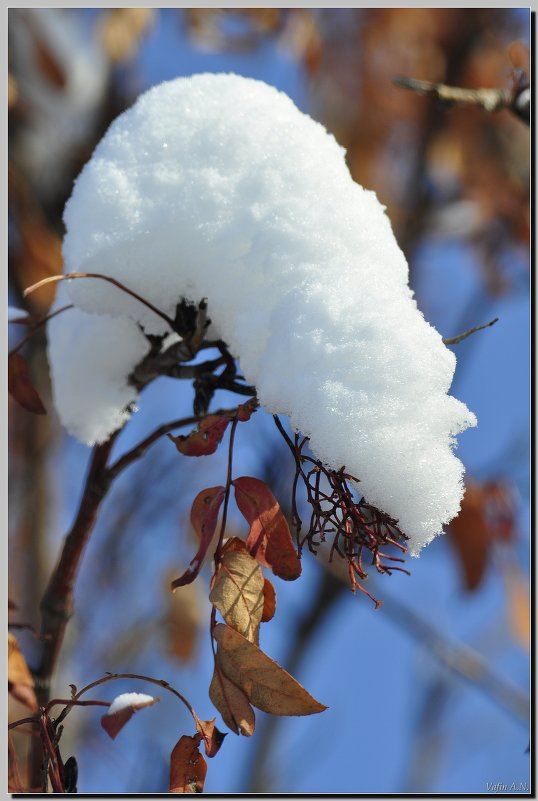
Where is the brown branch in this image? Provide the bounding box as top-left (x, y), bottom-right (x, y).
top-left (442, 317), bottom-right (498, 346)
top-left (108, 407), bottom-right (242, 479)
top-left (35, 435), bottom-right (118, 702)
top-left (393, 75), bottom-right (529, 125)
top-left (394, 74), bottom-right (507, 110)
top-left (53, 672), bottom-right (199, 731)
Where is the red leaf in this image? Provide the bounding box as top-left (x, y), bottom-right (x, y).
top-left (171, 487), bottom-right (226, 589)
top-left (261, 578), bottom-right (277, 623)
top-left (196, 717), bottom-right (227, 757)
top-left (233, 477), bottom-right (301, 581)
top-left (448, 480), bottom-right (516, 591)
top-left (8, 352), bottom-right (46, 414)
top-left (168, 400), bottom-right (257, 457)
top-left (235, 398), bottom-right (258, 421)
top-left (101, 693), bottom-right (159, 739)
top-left (170, 733), bottom-right (207, 793)
top-left (168, 415), bottom-right (231, 456)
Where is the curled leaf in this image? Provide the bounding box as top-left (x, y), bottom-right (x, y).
top-left (101, 692), bottom-right (159, 739)
top-left (233, 477), bottom-right (301, 580)
top-left (165, 576), bottom-right (204, 663)
top-left (209, 537), bottom-right (264, 643)
top-left (213, 623), bottom-right (326, 717)
top-left (8, 632), bottom-right (37, 711)
top-left (261, 578), bottom-right (276, 623)
top-left (170, 733), bottom-right (207, 793)
top-left (168, 400), bottom-right (257, 457)
top-left (196, 717), bottom-right (227, 757)
top-left (171, 487), bottom-right (225, 589)
top-left (169, 415), bottom-right (232, 457)
top-left (8, 352), bottom-right (46, 415)
top-left (235, 398), bottom-right (258, 421)
top-left (209, 667), bottom-right (255, 736)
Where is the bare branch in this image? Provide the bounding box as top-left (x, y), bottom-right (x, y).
top-left (108, 407), bottom-right (243, 479)
top-left (393, 75), bottom-right (529, 125)
top-left (35, 435), bottom-right (119, 703)
top-left (443, 317), bottom-right (498, 346)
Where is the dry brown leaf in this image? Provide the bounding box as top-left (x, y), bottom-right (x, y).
top-left (8, 633), bottom-right (37, 711)
top-left (98, 8), bottom-right (154, 64)
top-left (171, 486), bottom-right (225, 589)
top-left (196, 717), bottom-right (227, 757)
top-left (8, 73), bottom-right (18, 108)
top-left (8, 352), bottom-right (46, 415)
top-left (261, 578), bottom-right (276, 623)
top-left (168, 401), bottom-right (256, 457)
top-left (209, 538), bottom-right (264, 643)
top-left (233, 477), bottom-right (301, 581)
top-left (169, 733), bottom-right (207, 793)
top-left (213, 623), bottom-right (327, 717)
top-left (165, 577), bottom-right (204, 663)
top-left (209, 667), bottom-right (255, 736)
top-left (101, 693), bottom-right (160, 740)
top-left (15, 212), bottom-right (62, 315)
top-left (503, 562), bottom-right (530, 651)
top-left (448, 481), bottom-right (515, 591)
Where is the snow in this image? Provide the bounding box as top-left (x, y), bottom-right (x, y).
top-left (107, 692), bottom-right (155, 715)
top-left (47, 72), bottom-right (477, 552)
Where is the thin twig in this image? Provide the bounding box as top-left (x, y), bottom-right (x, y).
top-left (23, 273), bottom-right (176, 330)
top-left (53, 672), bottom-right (199, 730)
top-left (443, 317), bottom-right (498, 346)
top-left (393, 75), bottom-right (529, 125)
top-left (394, 75), bottom-right (507, 112)
top-left (8, 304), bottom-right (74, 357)
top-left (108, 407), bottom-right (242, 480)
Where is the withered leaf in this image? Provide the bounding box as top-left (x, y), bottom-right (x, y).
top-left (261, 578), bottom-right (276, 623)
top-left (209, 538), bottom-right (264, 643)
top-left (233, 477), bottom-right (301, 581)
top-left (168, 400), bottom-right (257, 457)
top-left (448, 481), bottom-right (515, 591)
top-left (8, 633), bottom-right (38, 711)
top-left (196, 717), bottom-right (227, 757)
top-left (101, 693), bottom-right (159, 740)
top-left (8, 352), bottom-right (46, 415)
top-left (209, 667), bottom-right (255, 736)
top-left (170, 733), bottom-right (207, 793)
top-left (98, 8), bottom-right (154, 64)
top-left (168, 415), bottom-right (232, 457)
top-left (171, 487), bottom-right (225, 589)
top-left (503, 563), bottom-right (530, 651)
top-left (213, 623), bottom-right (326, 717)
top-left (165, 577), bottom-right (204, 663)
top-left (235, 397), bottom-right (258, 421)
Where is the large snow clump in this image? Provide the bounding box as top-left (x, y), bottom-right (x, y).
top-left (48, 73), bottom-right (477, 553)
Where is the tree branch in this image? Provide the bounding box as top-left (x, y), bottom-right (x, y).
top-left (107, 407), bottom-right (242, 480)
top-left (442, 317), bottom-right (498, 346)
top-left (35, 435), bottom-right (119, 700)
top-left (393, 75), bottom-right (530, 125)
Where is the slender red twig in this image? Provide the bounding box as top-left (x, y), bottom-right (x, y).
top-left (23, 272), bottom-right (176, 329)
top-left (8, 304), bottom-right (74, 357)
